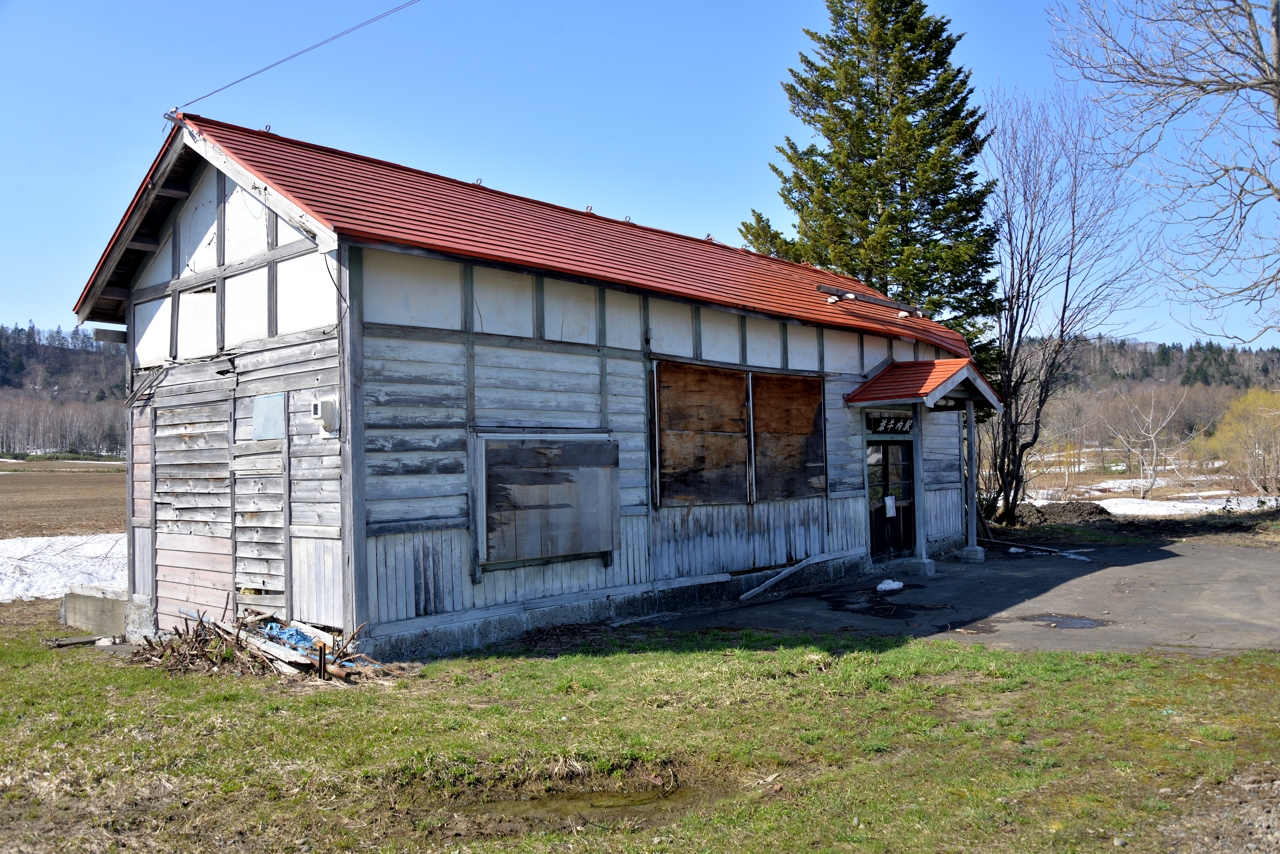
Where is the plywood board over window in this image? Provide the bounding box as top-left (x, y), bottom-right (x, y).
top-left (656, 362), bottom-right (749, 505)
top-left (752, 374), bottom-right (826, 500)
top-left (483, 438), bottom-right (619, 565)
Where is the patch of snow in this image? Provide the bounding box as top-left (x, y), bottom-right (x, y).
top-left (1060, 551), bottom-right (1093, 562)
top-left (876, 579), bottom-right (904, 592)
top-left (1007, 547), bottom-right (1026, 554)
top-left (1168, 490), bottom-right (1233, 499)
top-left (0, 534), bottom-right (127, 603)
top-left (1096, 496), bottom-right (1280, 517)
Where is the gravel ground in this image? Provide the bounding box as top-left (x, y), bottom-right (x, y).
top-left (1164, 765), bottom-right (1280, 852)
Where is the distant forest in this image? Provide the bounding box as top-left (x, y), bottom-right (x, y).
top-left (0, 323), bottom-right (128, 456)
top-left (1066, 337), bottom-right (1280, 390)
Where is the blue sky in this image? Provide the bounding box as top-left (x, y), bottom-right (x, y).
top-left (0, 0), bottom-right (1269, 346)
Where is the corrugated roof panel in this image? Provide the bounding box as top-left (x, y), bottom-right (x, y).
top-left (843, 359), bottom-right (975, 404)
top-left (171, 115), bottom-right (970, 356)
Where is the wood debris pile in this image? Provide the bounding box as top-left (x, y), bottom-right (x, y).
top-left (130, 609), bottom-right (398, 681)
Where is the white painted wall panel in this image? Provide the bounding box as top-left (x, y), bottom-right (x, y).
top-left (544, 279), bottom-right (597, 344)
top-left (824, 329), bottom-right (860, 374)
top-left (473, 267), bottom-right (534, 337)
top-left (279, 217), bottom-right (309, 245)
top-left (177, 288), bottom-right (217, 360)
top-left (179, 167), bottom-right (219, 277)
top-left (223, 180), bottom-right (269, 264)
top-left (700, 309), bottom-right (740, 363)
top-left (277, 252), bottom-right (338, 335)
top-left (920, 344), bottom-right (937, 361)
top-left (648, 299), bottom-right (693, 357)
top-left (892, 339), bottom-right (916, 361)
top-left (135, 237), bottom-right (172, 289)
top-left (134, 297), bottom-right (171, 367)
top-left (863, 335), bottom-right (889, 369)
top-left (224, 267), bottom-right (268, 347)
top-left (746, 317), bottom-right (782, 368)
top-left (605, 290), bottom-right (642, 350)
top-left (787, 325), bottom-right (820, 371)
top-left (364, 250), bottom-right (462, 330)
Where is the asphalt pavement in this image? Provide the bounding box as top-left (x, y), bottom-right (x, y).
top-left (655, 542), bottom-right (1280, 655)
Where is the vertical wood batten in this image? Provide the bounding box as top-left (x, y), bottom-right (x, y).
top-left (342, 245), bottom-right (368, 633)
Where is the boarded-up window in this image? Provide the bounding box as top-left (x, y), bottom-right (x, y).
top-left (483, 438), bottom-right (619, 565)
top-left (656, 362), bottom-right (749, 505)
top-left (655, 361), bottom-right (826, 506)
top-left (751, 374), bottom-right (825, 500)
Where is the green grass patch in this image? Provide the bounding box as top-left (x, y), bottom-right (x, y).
top-left (1, 601), bottom-right (1277, 852)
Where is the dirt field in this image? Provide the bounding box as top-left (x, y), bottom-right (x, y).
top-left (0, 461), bottom-right (125, 539)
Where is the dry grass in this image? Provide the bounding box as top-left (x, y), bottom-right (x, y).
top-left (0, 466), bottom-right (125, 539)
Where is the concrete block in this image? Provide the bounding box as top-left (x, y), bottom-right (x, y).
top-left (954, 546), bottom-right (986, 564)
top-left (894, 558), bottom-right (936, 577)
top-left (125, 595), bottom-right (157, 643)
top-left (61, 586), bottom-right (127, 637)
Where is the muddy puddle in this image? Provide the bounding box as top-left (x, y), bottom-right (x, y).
top-left (1018, 613), bottom-right (1112, 629)
top-left (820, 583), bottom-right (953, 622)
top-left (452, 784), bottom-right (729, 831)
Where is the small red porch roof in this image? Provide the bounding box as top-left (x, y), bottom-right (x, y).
top-left (843, 359), bottom-right (1002, 412)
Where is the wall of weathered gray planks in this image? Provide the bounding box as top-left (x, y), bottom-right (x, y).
top-left (922, 410), bottom-right (964, 541)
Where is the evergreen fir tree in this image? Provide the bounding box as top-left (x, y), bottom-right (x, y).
top-left (742, 0), bottom-right (998, 353)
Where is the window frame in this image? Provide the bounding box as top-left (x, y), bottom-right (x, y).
top-left (475, 432), bottom-right (620, 570)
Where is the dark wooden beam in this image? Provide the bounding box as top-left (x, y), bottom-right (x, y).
top-left (93, 328), bottom-right (128, 345)
top-left (100, 286), bottom-right (129, 301)
top-left (126, 237), bottom-right (161, 252)
top-left (154, 183), bottom-right (190, 199)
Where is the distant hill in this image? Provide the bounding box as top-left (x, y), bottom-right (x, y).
top-left (0, 324), bottom-right (127, 456)
top-left (1066, 337), bottom-right (1280, 390)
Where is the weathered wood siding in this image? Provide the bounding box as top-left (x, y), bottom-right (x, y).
top-left (231, 437), bottom-right (285, 613)
top-left (291, 537), bottom-right (343, 628)
top-left (650, 497), bottom-right (826, 579)
top-left (129, 403), bottom-right (154, 599)
top-left (824, 375), bottom-right (867, 496)
top-left (923, 410), bottom-right (964, 541)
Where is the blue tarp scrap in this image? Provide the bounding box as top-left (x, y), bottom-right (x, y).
top-left (262, 623), bottom-right (316, 650)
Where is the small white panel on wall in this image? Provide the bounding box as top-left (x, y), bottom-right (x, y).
top-left (787, 325), bottom-right (819, 371)
top-left (863, 335), bottom-right (889, 369)
top-left (223, 180), bottom-right (269, 264)
top-left (700, 309), bottom-right (740, 363)
top-left (892, 339), bottom-right (917, 361)
top-left (134, 297), bottom-right (171, 367)
top-left (605, 290), bottom-right (642, 350)
top-left (544, 278), bottom-right (597, 344)
top-left (746, 317), bottom-right (782, 368)
top-left (177, 288), bottom-right (218, 359)
top-left (224, 267), bottom-right (269, 347)
top-left (648, 299), bottom-right (693, 357)
top-left (364, 250), bottom-right (462, 329)
top-left (179, 167), bottom-right (219, 277)
top-left (277, 252), bottom-right (338, 335)
top-left (473, 267), bottom-right (534, 337)
top-left (824, 329), bottom-right (860, 374)
top-left (919, 344), bottom-right (937, 360)
top-left (134, 236), bottom-right (172, 290)
top-left (279, 217), bottom-right (309, 246)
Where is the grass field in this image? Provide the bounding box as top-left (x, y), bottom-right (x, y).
top-left (0, 460), bottom-right (125, 539)
top-left (1, 598), bottom-right (1277, 853)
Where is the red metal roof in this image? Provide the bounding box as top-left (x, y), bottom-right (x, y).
top-left (80, 114), bottom-right (971, 356)
top-left (843, 359), bottom-right (1000, 408)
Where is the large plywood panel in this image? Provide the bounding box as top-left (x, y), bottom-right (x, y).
top-left (277, 252), bottom-right (339, 335)
top-left (824, 329), bottom-right (860, 374)
top-left (700, 309), bottom-right (740, 363)
top-left (544, 279), bottom-right (597, 344)
top-left (224, 267), bottom-right (269, 347)
top-left (363, 250), bottom-right (462, 329)
top-left (788, 325), bottom-right (820, 371)
top-left (223, 179), bottom-right (269, 264)
top-left (179, 167), bottom-right (219, 278)
top-left (134, 297), bottom-right (171, 367)
top-left (746, 317), bottom-right (782, 368)
top-left (752, 374), bottom-right (825, 500)
top-left (473, 267), bottom-right (533, 337)
top-left (176, 288), bottom-right (217, 360)
top-left (648, 299), bottom-right (693, 357)
top-left (605, 290), bottom-right (642, 350)
top-left (657, 362), bottom-right (747, 505)
top-left (863, 335), bottom-right (889, 370)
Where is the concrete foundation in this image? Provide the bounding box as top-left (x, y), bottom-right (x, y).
top-left (954, 546), bottom-right (986, 564)
top-left (60, 586), bottom-right (128, 637)
top-left (125, 595), bottom-right (157, 643)
top-left (363, 552), bottom-right (873, 660)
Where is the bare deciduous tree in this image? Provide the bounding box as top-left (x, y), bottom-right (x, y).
top-left (981, 86), bottom-right (1150, 522)
top-left (1053, 0), bottom-right (1280, 337)
top-left (1103, 387), bottom-right (1201, 498)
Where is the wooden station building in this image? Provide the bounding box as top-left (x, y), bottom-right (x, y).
top-left (74, 115), bottom-right (1001, 656)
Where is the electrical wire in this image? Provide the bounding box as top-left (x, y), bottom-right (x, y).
top-left (177, 0), bottom-right (423, 111)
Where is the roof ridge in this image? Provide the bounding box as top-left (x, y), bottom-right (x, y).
top-left (178, 113), bottom-right (888, 300)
